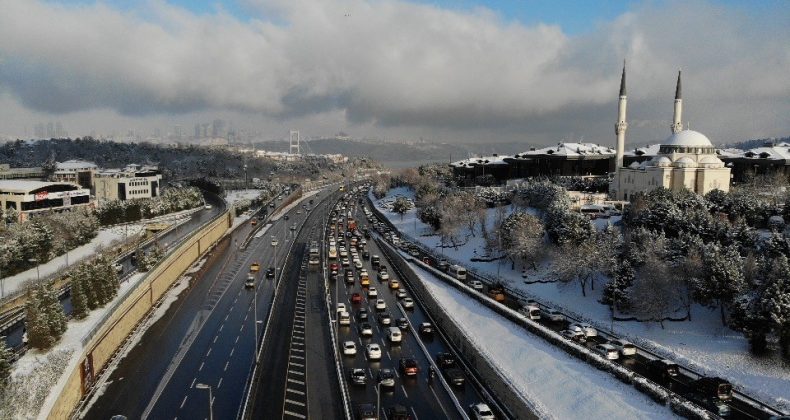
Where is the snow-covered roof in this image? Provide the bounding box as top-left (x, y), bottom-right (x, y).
top-left (624, 144), bottom-right (661, 157)
top-left (513, 143), bottom-right (615, 158)
top-left (662, 130), bottom-right (713, 147)
top-left (56, 159), bottom-right (97, 170)
top-left (450, 155), bottom-right (511, 167)
top-left (0, 180), bottom-right (80, 193)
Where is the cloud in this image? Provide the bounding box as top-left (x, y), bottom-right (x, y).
top-left (0, 0), bottom-right (788, 144)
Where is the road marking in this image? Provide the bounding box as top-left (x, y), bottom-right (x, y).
top-left (286, 388), bottom-right (306, 395)
top-left (287, 378), bottom-right (305, 385)
top-left (289, 361), bottom-right (304, 367)
top-left (190, 378), bottom-right (196, 388)
top-left (224, 361), bottom-right (229, 372)
top-left (290, 354), bottom-right (305, 360)
top-left (230, 347), bottom-right (235, 357)
top-left (285, 399), bottom-right (306, 407)
top-left (206, 348), bottom-right (212, 357)
top-left (283, 410), bottom-right (306, 419)
top-left (179, 395), bottom-right (188, 409)
top-left (217, 377), bottom-right (223, 389)
top-left (288, 369), bottom-right (305, 376)
top-left (292, 348), bottom-right (305, 353)
top-left (219, 324), bottom-right (224, 332)
top-left (235, 335), bottom-right (239, 344)
top-left (224, 314), bottom-right (229, 321)
top-left (198, 362), bottom-right (204, 371)
top-left (240, 324), bottom-right (244, 332)
top-left (213, 335), bottom-right (218, 344)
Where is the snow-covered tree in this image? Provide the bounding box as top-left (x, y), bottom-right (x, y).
top-left (392, 197), bottom-right (412, 221)
top-left (602, 258), bottom-right (635, 310)
top-left (499, 212), bottom-right (545, 270)
top-left (761, 232), bottom-right (790, 259)
top-left (545, 207), bottom-right (594, 246)
top-left (629, 255), bottom-right (678, 328)
top-left (553, 239), bottom-right (600, 297)
top-left (0, 339), bottom-right (12, 387)
top-left (25, 283), bottom-right (66, 350)
top-left (696, 244), bottom-right (746, 326)
top-left (761, 255), bottom-right (790, 356)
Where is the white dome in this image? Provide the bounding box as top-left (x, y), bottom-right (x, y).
top-left (662, 130), bottom-right (713, 147)
top-left (652, 156), bottom-right (672, 167)
top-left (674, 156), bottom-right (696, 168)
top-left (699, 155), bottom-right (724, 168)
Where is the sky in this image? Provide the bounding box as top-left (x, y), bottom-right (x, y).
top-left (0, 0), bottom-right (788, 147)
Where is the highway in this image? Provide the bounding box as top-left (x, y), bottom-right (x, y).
top-left (83, 190), bottom-right (323, 420)
top-left (0, 191), bottom-right (225, 352)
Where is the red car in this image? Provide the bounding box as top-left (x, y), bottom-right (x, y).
top-left (330, 263), bottom-right (339, 272)
top-left (399, 358), bottom-right (419, 376)
top-left (351, 293), bottom-right (363, 304)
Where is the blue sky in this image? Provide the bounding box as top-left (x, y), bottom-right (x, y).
top-left (51, 0), bottom-right (787, 35)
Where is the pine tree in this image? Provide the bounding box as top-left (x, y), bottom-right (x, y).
top-left (0, 338), bottom-right (13, 387)
top-left (602, 258), bottom-right (634, 310)
top-left (698, 244), bottom-right (746, 326)
top-left (41, 283), bottom-right (66, 338)
top-left (70, 269), bottom-right (89, 319)
top-left (25, 285), bottom-right (54, 350)
top-left (761, 255), bottom-right (790, 356)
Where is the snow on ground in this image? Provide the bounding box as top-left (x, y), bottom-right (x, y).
top-left (1, 224), bottom-right (146, 297)
top-left (225, 189), bottom-right (264, 205)
top-left (411, 264), bottom-right (675, 420)
top-left (374, 187), bottom-right (790, 410)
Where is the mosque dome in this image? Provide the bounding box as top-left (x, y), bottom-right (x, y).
top-left (652, 156), bottom-right (672, 167)
top-left (674, 156), bottom-right (696, 168)
top-left (662, 130), bottom-right (713, 147)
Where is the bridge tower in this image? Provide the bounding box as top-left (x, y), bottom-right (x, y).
top-left (289, 130), bottom-right (300, 155)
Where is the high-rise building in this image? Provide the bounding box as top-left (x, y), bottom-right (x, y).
top-left (46, 122), bottom-right (54, 138)
top-left (34, 123), bottom-right (45, 139)
top-left (55, 121), bottom-right (65, 138)
top-left (212, 119), bottom-right (226, 138)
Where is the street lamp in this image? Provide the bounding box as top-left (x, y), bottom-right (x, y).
top-left (195, 383), bottom-right (213, 420)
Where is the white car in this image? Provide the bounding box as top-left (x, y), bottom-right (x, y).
top-left (354, 259), bottom-right (363, 269)
top-left (342, 341), bottom-right (357, 355)
top-left (468, 280), bottom-right (484, 291)
top-left (366, 343), bottom-right (382, 360)
top-left (375, 299), bottom-right (387, 310)
top-left (359, 269), bottom-right (369, 277)
top-left (609, 339), bottom-right (637, 356)
top-left (594, 343), bottom-right (619, 360)
top-left (543, 309), bottom-right (566, 322)
top-left (570, 323), bottom-right (598, 337)
top-left (341, 257), bottom-right (350, 267)
top-left (378, 271), bottom-right (390, 281)
top-left (469, 403), bottom-right (495, 420)
top-left (204, 204), bottom-right (213, 210)
top-left (339, 247), bottom-right (348, 257)
top-left (336, 303), bottom-right (347, 314)
top-left (367, 287), bottom-right (378, 298)
top-left (401, 297), bottom-right (414, 309)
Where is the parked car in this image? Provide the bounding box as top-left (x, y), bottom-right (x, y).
top-left (469, 403), bottom-right (495, 420)
top-left (593, 343), bottom-right (620, 360)
top-left (399, 358), bottom-right (419, 376)
top-left (366, 343), bottom-right (382, 360)
top-left (350, 368), bottom-right (367, 385)
top-left (609, 339), bottom-right (637, 356)
top-left (342, 341), bottom-right (357, 355)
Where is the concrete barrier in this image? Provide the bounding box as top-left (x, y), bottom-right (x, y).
top-left (47, 210), bottom-right (232, 420)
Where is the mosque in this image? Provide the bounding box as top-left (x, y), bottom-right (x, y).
top-left (610, 65), bottom-right (731, 201)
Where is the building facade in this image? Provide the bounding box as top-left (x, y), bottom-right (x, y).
top-left (0, 164), bottom-right (44, 180)
top-left (52, 160), bottom-right (97, 190)
top-left (0, 180), bottom-right (92, 222)
top-left (94, 165), bottom-right (162, 202)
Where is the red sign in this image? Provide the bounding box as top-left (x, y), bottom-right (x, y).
top-left (34, 191), bottom-right (48, 201)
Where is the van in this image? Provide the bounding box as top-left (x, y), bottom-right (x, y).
top-left (449, 265), bottom-right (467, 281)
top-left (387, 327), bottom-right (402, 343)
top-left (519, 305), bottom-right (541, 320)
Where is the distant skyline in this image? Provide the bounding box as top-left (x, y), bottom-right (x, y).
top-left (0, 0), bottom-right (788, 146)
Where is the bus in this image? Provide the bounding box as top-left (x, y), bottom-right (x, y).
top-left (308, 241), bottom-right (320, 265)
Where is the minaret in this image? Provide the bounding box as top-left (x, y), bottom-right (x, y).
top-left (671, 70), bottom-right (683, 134)
top-left (614, 61), bottom-right (628, 171)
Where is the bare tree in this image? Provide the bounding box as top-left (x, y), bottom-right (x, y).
top-left (630, 255), bottom-right (679, 328)
top-left (553, 239), bottom-right (599, 296)
top-left (501, 212), bottom-right (545, 270)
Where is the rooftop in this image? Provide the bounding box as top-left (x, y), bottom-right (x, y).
top-left (0, 180), bottom-right (81, 193)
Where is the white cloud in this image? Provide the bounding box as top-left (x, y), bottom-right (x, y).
top-left (0, 0), bottom-right (787, 144)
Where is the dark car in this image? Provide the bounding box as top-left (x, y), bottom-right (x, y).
top-left (396, 317), bottom-right (409, 330)
top-left (378, 368), bottom-right (396, 388)
top-left (353, 307), bottom-right (367, 319)
top-left (399, 358), bottom-right (419, 376)
top-left (418, 322), bottom-right (434, 337)
top-left (444, 367), bottom-right (466, 387)
top-left (378, 313), bottom-right (392, 326)
top-left (284, 215), bottom-right (289, 221)
top-left (693, 377), bottom-right (733, 401)
top-left (351, 292), bottom-right (363, 304)
top-left (436, 352), bottom-right (457, 369)
top-left (648, 359), bottom-right (679, 384)
top-left (362, 250), bottom-right (370, 260)
top-left (266, 267), bottom-right (275, 279)
top-left (350, 368), bottom-right (367, 385)
top-left (388, 404), bottom-right (411, 420)
top-left (356, 403), bottom-right (376, 420)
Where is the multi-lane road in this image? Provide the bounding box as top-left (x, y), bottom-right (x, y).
top-left (83, 189), bottom-right (328, 419)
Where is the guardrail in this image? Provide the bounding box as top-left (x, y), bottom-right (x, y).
top-left (367, 192), bottom-right (786, 418)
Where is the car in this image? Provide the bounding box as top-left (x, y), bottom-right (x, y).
top-left (270, 236), bottom-right (278, 246)
top-left (113, 263), bottom-right (124, 274)
top-left (345, 275), bottom-right (355, 285)
top-left (357, 309), bottom-right (369, 321)
top-left (342, 341), bottom-right (357, 355)
top-left (356, 403), bottom-right (376, 420)
top-left (387, 326), bottom-right (402, 343)
top-left (560, 329), bottom-right (586, 342)
top-left (251, 219), bottom-right (257, 226)
top-left (354, 259), bottom-right (363, 269)
top-left (399, 358), bottom-right (419, 376)
top-left (296, 210), bottom-right (301, 215)
top-left (366, 343), bottom-right (382, 360)
top-left (469, 403), bottom-right (495, 420)
top-left (341, 257), bottom-right (350, 267)
top-left (336, 303), bottom-right (347, 313)
top-left (519, 305), bottom-right (541, 320)
top-left (290, 223), bottom-right (297, 231)
top-left (350, 368), bottom-right (367, 385)
top-left (250, 263), bottom-right (260, 272)
top-left (388, 404), bottom-right (410, 420)
top-left (418, 322), bottom-right (434, 336)
top-left (521, 269), bottom-right (528, 278)
top-left (284, 215), bottom-right (289, 221)
top-left (693, 376), bottom-right (733, 401)
top-left (339, 311), bottom-right (351, 325)
top-left (351, 292), bottom-right (363, 304)
top-left (609, 339), bottom-right (637, 356)
top-left (204, 204), bottom-right (213, 210)
top-left (362, 250), bottom-right (370, 259)
top-left (339, 246), bottom-right (348, 257)
top-left (375, 299), bottom-right (387, 311)
top-left (367, 287), bottom-right (378, 298)
top-left (396, 317), bottom-right (409, 330)
top-left (358, 322), bottom-right (373, 337)
top-left (389, 279), bottom-right (400, 289)
top-left (395, 289), bottom-right (407, 299)
top-left (569, 323), bottom-right (598, 337)
top-left (266, 267), bottom-right (275, 279)
top-left (402, 297), bottom-right (414, 309)
top-left (648, 359), bottom-right (679, 384)
top-left (378, 368), bottom-right (396, 388)
top-left (378, 272), bottom-right (390, 281)
top-left (360, 276), bottom-right (370, 286)
top-left (543, 309), bottom-right (565, 322)
top-left (444, 367), bottom-right (466, 387)
top-left (436, 352), bottom-right (457, 368)
top-left (594, 344), bottom-right (620, 360)
top-left (245, 274), bottom-right (255, 288)
top-left (359, 268), bottom-right (369, 277)
top-left (378, 313), bottom-right (392, 326)
top-left (468, 280), bottom-right (484, 291)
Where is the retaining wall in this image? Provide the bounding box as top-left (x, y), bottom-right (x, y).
top-left (47, 210), bottom-right (232, 420)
